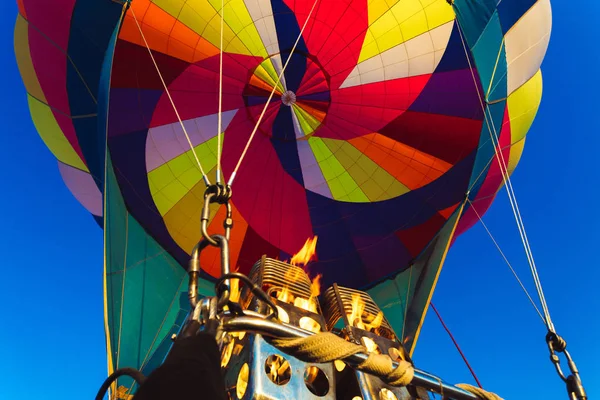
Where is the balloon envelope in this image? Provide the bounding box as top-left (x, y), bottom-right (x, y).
top-left (15, 0), bottom-right (551, 390)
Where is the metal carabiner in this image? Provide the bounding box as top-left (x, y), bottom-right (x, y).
top-left (546, 332), bottom-right (587, 400)
top-left (201, 184), bottom-right (233, 246)
top-left (188, 234), bottom-right (231, 309)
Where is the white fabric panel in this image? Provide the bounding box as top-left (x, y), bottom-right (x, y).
top-left (340, 22), bottom-right (453, 89)
top-left (244, 0), bottom-right (280, 55)
top-left (244, 0), bottom-right (286, 87)
top-left (505, 0), bottom-right (552, 95)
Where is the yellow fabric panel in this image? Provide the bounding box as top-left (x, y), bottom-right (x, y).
top-left (213, 0), bottom-right (268, 57)
top-left (253, 59), bottom-right (285, 93)
top-left (14, 15), bottom-right (47, 103)
top-left (148, 137), bottom-right (218, 215)
top-left (507, 138), bottom-right (525, 175)
top-left (151, 180), bottom-right (190, 215)
top-left (309, 137), bottom-right (370, 202)
top-left (323, 137), bottom-right (410, 201)
top-left (172, 0), bottom-right (267, 57)
top-left (152, 0), bottom-right (186, 16)
top-left (368, 0), bottom-right (402, 24)
top-left (359, 0), bottom-right (454, 62)
top-left (162, 180), bottom-right (216, 253)
top-left (27, 95), bottom-right (88, 171)
top-left (507, 69), bottom-right (543, 144)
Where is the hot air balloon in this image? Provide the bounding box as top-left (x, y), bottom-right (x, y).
top-left (14, 0), bottom-right (554, 397)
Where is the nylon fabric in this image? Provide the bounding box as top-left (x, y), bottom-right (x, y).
top-left (15, 0), bottom-right (552, 382)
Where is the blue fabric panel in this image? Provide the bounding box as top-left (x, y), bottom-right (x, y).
top-left (271, 0), bottom-right (308, 92)
top-left (435, 23), bottom-right (472, 73)
top-left (271, 142), bottom-right (306, 186)
top-left (498, 0), bottom-right (538, 33)
top-left (68, 0), bottom-right (123, 190)
top-left (108, 130), bottom-right (192, 271)
top-left (303, 152), bottom-right (476, 287)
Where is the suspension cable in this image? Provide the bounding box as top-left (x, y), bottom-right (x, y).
top-left (130, 8), bottom-right (211, 186)
top-left (430, 303), bottom-right (482, 389)
top-left (454, 17), bottom-right (554, 332)
top-left (452, 10), bottom-right (587, 398)
top-left (216, 0), bottom-right (225, 183)
top-left (467, 199), bottom-right (545, 323)
top-left (227, 0), bottom-right (320, 186)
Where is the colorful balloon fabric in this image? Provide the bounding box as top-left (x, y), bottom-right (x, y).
top-left (15, 0), bottom-right (551, 383)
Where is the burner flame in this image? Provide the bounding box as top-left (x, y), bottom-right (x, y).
top-left (229, 277), bottom-right (241, 303)
top-left (290, 236), bottom-right (318, 267)
top-left (348, 293), bottom-right (383, 332)
top-left (274, 237), bottom-right (321, 313)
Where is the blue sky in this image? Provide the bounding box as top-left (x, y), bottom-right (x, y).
top-left (0, 1), bottom-right (598, 399)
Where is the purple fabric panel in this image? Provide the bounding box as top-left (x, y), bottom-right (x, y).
top-left (354, 234), bottom-right (412, 281)
top-left (145, 109), bottom-right (238, 171)
top-left (296, 140), bottom-right (332, 198)
top-left (409, 69), bottom-right (484, 120)
top-left (58, 161), bottom-right (103, 216)
top-left (108, 88), bottom-right (162, 138)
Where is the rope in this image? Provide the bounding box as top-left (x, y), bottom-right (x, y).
top-left (454, 15), bottom-right (555, 333)
top-left (130, 8), bottom-right (211, 186)
top-left (227, 0), bottom-right (320, 186)
top-left (455, 384), bottom-right (503, 400)
top-left (271, 332), bottom-right (502, 399)
top-left (271, 332), bottom-right (414, 386)
top-left (216, 0), bottom-right (225, 183)
top-left (467, 199), bottom-right (545, 323)
top-left (430, 303), bottom-right (483, 388)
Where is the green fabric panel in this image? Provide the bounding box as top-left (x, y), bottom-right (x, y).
top-left (471, 12), bottom-right (506, 102)
top-left (453, 0), bottom-right (497, 48)
top-left (294, 104), bottom-right (321, 135)
top-left (468, 100), bottom-right (506, 189)
top-left (105, 155), bottom-right (129, 362)
top-left (322, 138), bottom-right (409, 201)
top-left (308, 137), bottom-right (363, 201)
top-left (367, 207), bottom-right (462, 353)
top-left (117, 217), bottom-right (187, 369)
top-left (316, 138), bottom-right (369, 202)
top-left (105, 154), bottom-right (199, 393)
top-left (488, 68), bottom-right (508, 102)
top-left (141, 301), bottom-right (190, 377)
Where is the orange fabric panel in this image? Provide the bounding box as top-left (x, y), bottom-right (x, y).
top-left (199, 201), bottom-right (249, 278)
top-left (350, 133), bottom-right (452, 190)
top-left (119, 0), bottom-right (218, 63)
